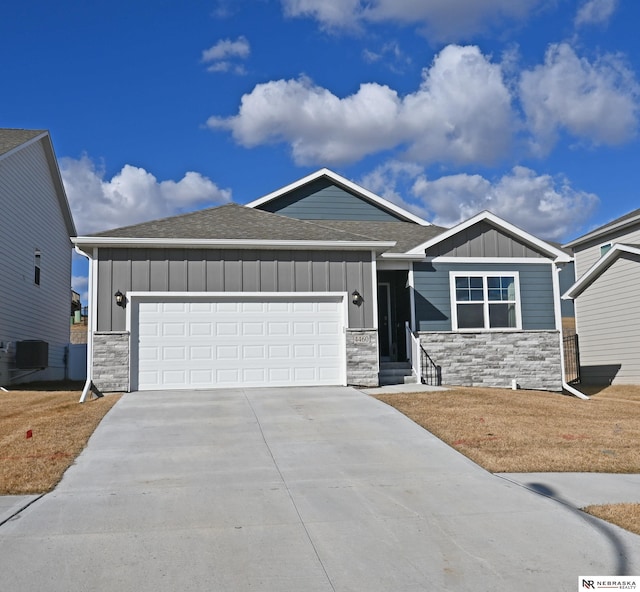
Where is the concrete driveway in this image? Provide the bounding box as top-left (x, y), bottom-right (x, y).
top-left (1, 387), bottom-right (638, 591)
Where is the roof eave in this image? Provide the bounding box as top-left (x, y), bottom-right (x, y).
top-left (563, 214), bottom-right (640, 249)
top-left (72, 236), bottom-right (396, 252)
top-left (379, 252), bottom-right (426, 260)
top-left (563, 243), bottom-right (640, 299)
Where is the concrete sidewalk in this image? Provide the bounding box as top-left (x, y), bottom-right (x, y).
top-left (497, 473), bottom-right (640, 508)
top-left (1, 387), bottom-right (638, 592)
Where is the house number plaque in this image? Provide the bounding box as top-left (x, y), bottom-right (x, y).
top-left (352, 334), bottom-right (371, 344)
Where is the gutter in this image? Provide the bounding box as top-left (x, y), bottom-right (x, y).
top-left (553, 264), bottom-right (589, 400)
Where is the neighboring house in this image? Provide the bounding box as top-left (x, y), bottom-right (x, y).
top-left (564, 208), bottom-right (640, 385)
top-left (73, 168), bottom-right (570, 397)
top-left (0, 129), bottom-right (76, 384)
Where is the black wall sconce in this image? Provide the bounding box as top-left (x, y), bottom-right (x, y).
top-left (351, 290), bottom-right (363, 306)
top-left (114, 290), bottom-right (126, 308)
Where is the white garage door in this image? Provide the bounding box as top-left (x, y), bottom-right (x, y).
top-left (131, 295), bottom-right (346, 390)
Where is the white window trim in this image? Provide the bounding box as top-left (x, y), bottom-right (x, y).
top-left (449, 271), bottom-right (522, 331)
top-left (599, 242), bottom-right (612, 257)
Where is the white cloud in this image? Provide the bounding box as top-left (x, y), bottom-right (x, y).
top-left (362, 42), bottom-right (411, 72)
top-left (413, 166), bottom-right (599, 240)
top-left (282, 0), bottom-right (362, 31)
top-left (61, 155), bottom-right (232, 234)
top-left (202, 36), bottom-right (250, 74)
top-left (209, 45), bottom-right (514, 166)
top-left (362, 161), bottom-right (599, 241)
top-left (520, 43), bottom-right (639, 154)
top-left (575, 0), bottom-right (617, 27)
top-left (281, 0), bottom-right (545, 41)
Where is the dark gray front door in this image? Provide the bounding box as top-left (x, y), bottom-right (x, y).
top-left (378, 282), bottom-right (392, 361)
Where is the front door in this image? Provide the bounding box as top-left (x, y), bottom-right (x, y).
top-left (377, 271), bottom-right (411, 362)
top-left (377, 282), bottom-right (393, 361)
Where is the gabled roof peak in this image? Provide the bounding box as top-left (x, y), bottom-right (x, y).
top-left (246, 168), bottom-right (431, 226)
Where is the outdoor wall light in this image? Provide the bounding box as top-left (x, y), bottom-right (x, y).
top-left (114, 290), bottom-right (125, 308)
top-left (351, 290), bottom-right (363, 306)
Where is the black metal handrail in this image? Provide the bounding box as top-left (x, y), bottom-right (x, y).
top-left (420, 345), bottom-right (442, 386)
top-left (563, 333), bottom-right (581, 384)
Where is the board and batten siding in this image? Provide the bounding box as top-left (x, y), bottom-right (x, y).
top-left (256, 178), bottom-right (403, 221)
top-left (425, 221), bottom-right (548, 259)
top-left (413, 262), bottom-right (557, 331)
top-left (573, 226), bottom-right (640, 278)
top-left (0, 139), bottom-right (72, 380)
top-left (96, 248), bottom-right (374, 331)
top-left (574, 252), bottom-right (640, 384)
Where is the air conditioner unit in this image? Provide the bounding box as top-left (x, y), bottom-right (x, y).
top-left (15, 340), bottom-right (49, 369)
top-left (0, 350), bottom-right (9, 386)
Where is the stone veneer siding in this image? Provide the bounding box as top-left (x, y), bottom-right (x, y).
top-left (418, 331), bottom-right (562, 391)
top-left (92, 332), bottom-right (130, 392)
top-left (346, 329), bottom-right (379, 387)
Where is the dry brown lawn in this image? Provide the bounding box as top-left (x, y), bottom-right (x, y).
top-left (376, 384), bottom-right (640, 535)
top-left (583, 504), bottom-right (640, 536)
top-left (375, 384), bottom-right (640, 473)
top-left (0, 383), bottom-right (120, 494)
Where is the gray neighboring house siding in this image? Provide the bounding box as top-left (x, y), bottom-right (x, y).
top-left (0, 130), bottom-right (75, 384)
top-left (574, 251), bottom-right (640, 385)
top-left (572, 227), bottom-right (640, 278)
top-left (256, 177), bottom-right (405, 221)
top-left (565, 209), bottom-right (640, 384)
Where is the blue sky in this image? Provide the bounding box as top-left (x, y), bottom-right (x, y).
top-left (1, 0), bottom-right (638, 300)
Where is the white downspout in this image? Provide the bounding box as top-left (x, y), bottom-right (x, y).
top-left (553, 263), bottom-right (589, 400)
top-left (75, 246), bottom-right (96, 403)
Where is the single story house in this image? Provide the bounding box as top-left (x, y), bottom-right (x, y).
top-left (74, 168), bottom-right (571, 398)
top-left (564, 208), bottom-right (640, 385)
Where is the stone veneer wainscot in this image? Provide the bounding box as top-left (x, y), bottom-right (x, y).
top-left (346, 329), bottom-right (379, 387)
top-left (92, 332), bottom-right (130, 392)
top-left (418, 330), bottom-right (563, 391)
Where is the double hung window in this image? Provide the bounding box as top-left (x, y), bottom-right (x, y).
top-left (451, 273), bottom-right (521, 330)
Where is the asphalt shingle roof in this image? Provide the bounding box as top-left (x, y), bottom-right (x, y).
top-left (91, 203), bottom-right (393, 244)
top-left (307, 220), bottom-right (446, 253)
top-left (0, 129), bottom-right (45, 157)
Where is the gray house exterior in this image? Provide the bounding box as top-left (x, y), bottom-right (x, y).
top-left (564, 209), bottom-right (640, 385)
top-left (0, 129), bottom-right (76, 385)
top-left (74, 169), bottom-right (570, 396)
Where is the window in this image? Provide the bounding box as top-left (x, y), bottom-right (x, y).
top-left (451, 273), bottom-right (521, 330)
top-left (34, 249), bottom-right (41, 286)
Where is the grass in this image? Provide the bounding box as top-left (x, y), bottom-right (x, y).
top-left (0, 383), bottom-right (120, 495)
top-left (375, 384), bottom-right (640, 535)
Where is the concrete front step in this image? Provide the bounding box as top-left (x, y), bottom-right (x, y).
top-left (379, 361), bottom-right (418, 386)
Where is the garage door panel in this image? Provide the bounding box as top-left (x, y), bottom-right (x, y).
top-left (216, 322), bottom-right (238, 336)
top-left (243, 345), bottom-right (266, 359)
top-left (163, 346), bottom-right (187, 361)
top-left (189, 322), bottom-right (212, 336)
top-left (190, 370), bottom-right (213, 384)
top-left (162, 323), bottom-right (185, 337)
top-left (243, 368), bottom-right (266, 382)
top-left (268, 345), bottom-right (290, 358)
top-left (134, 296), bottom-right (345, 390)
